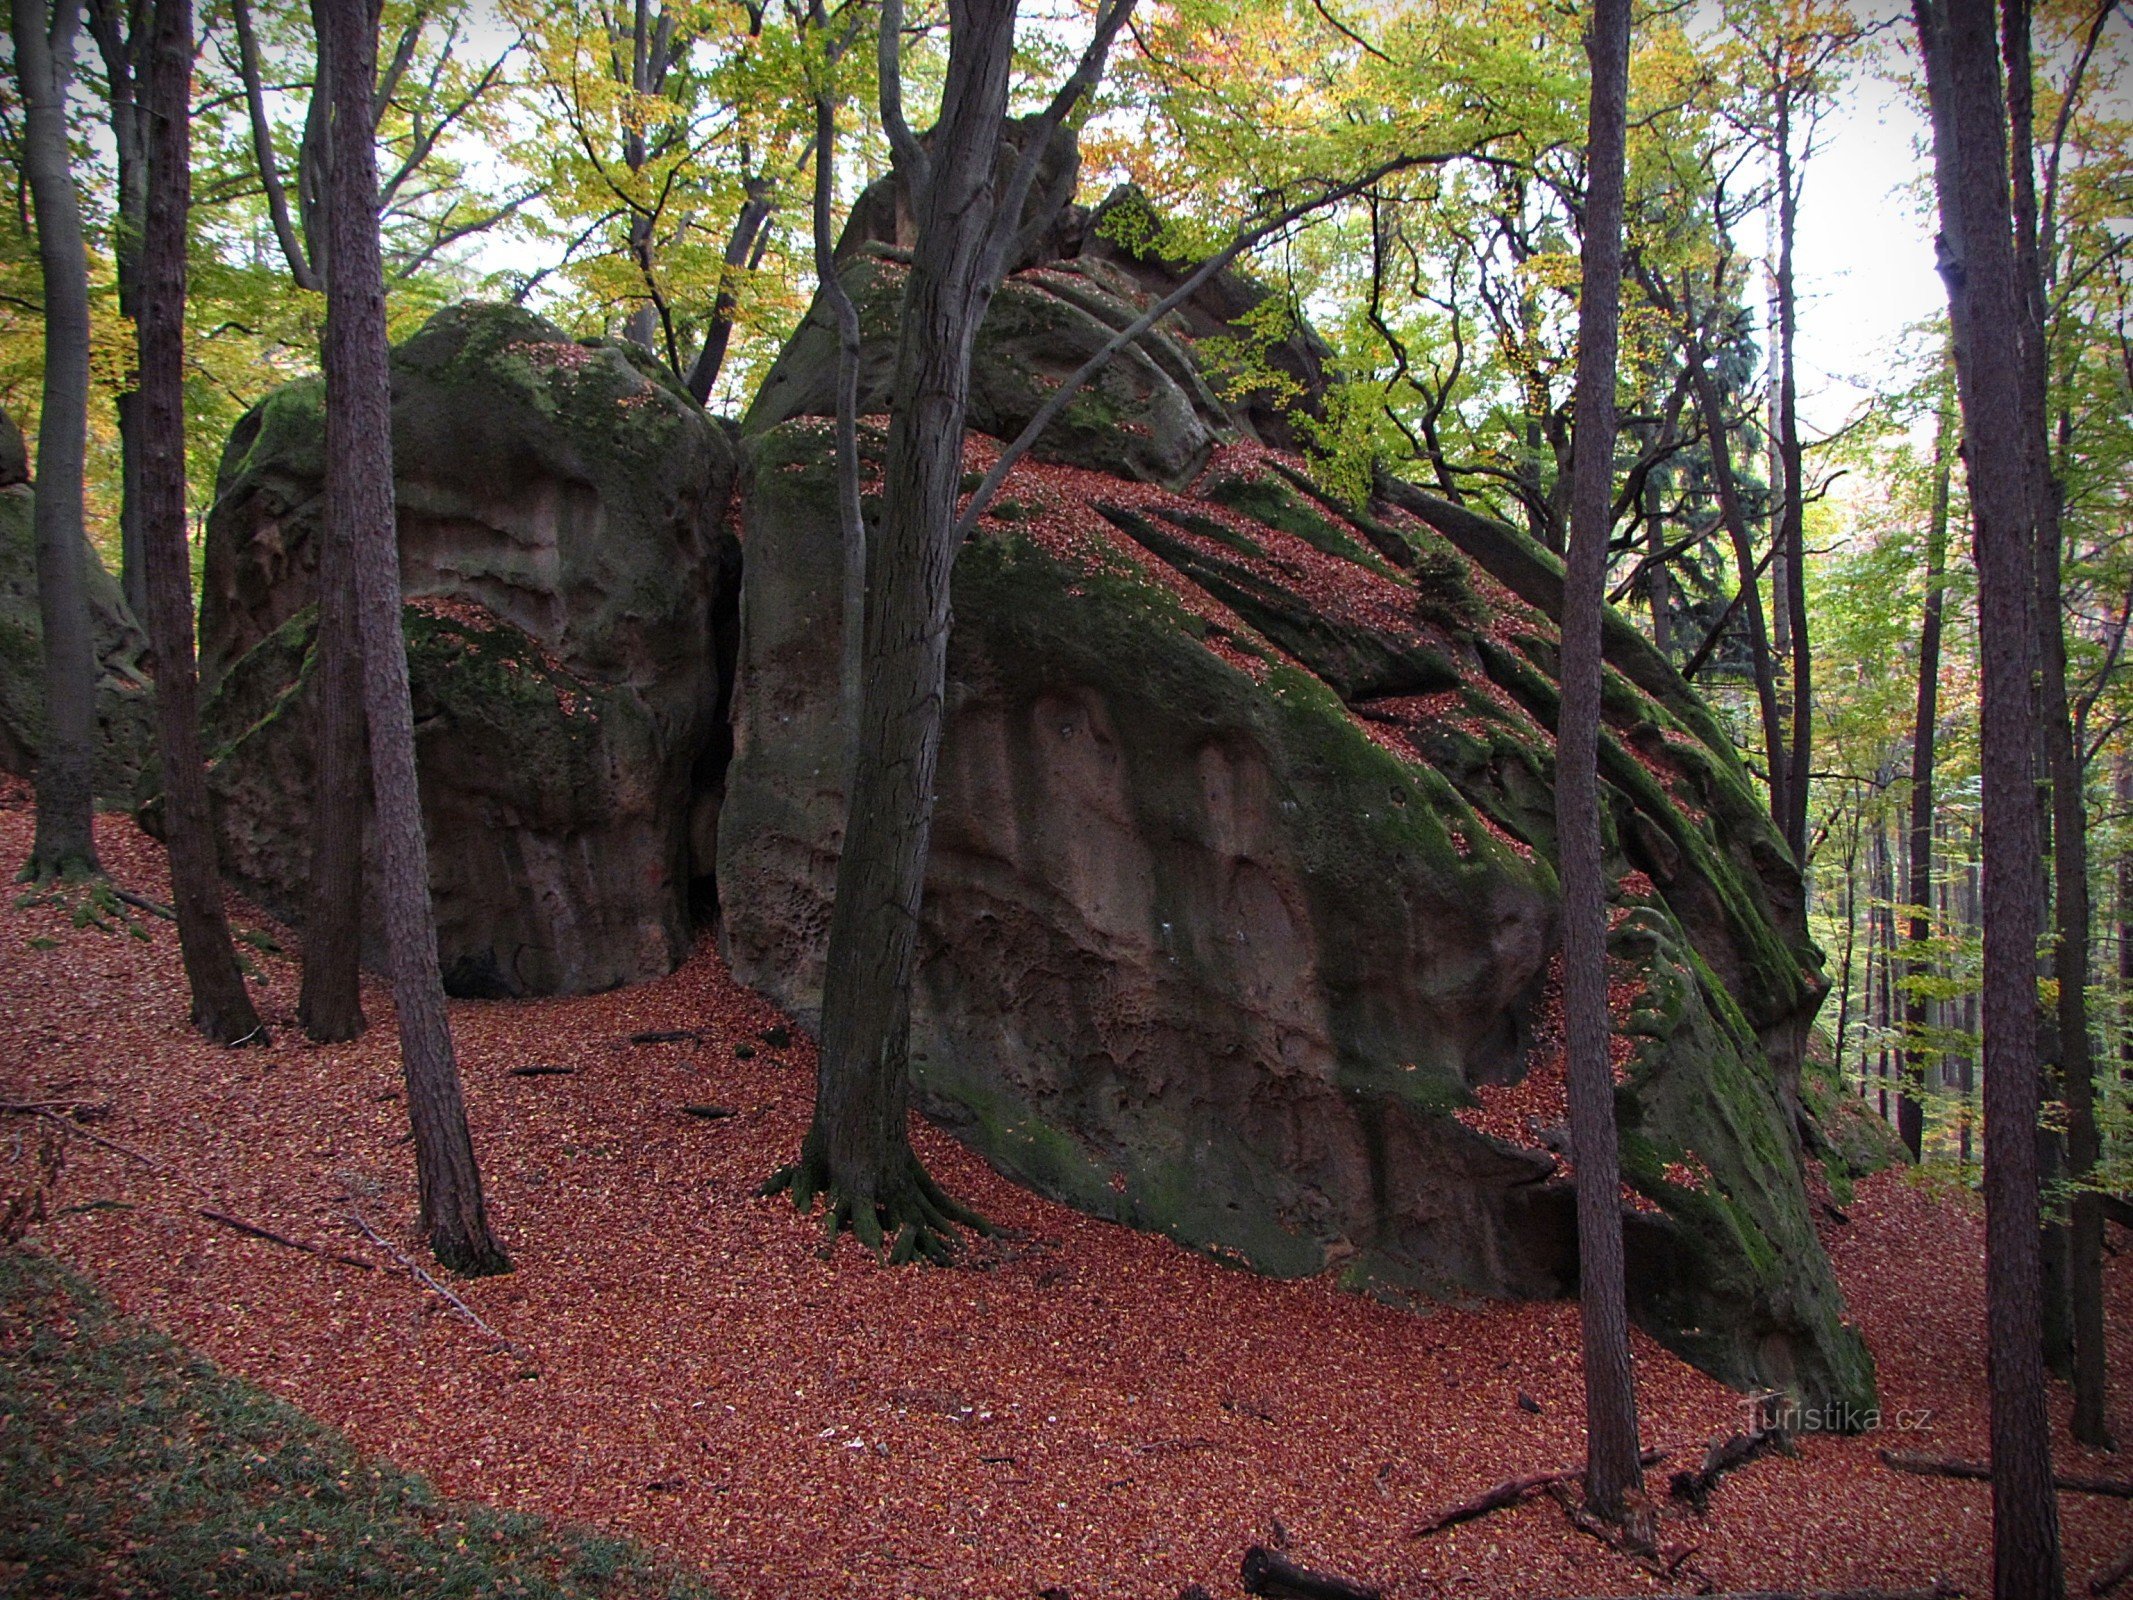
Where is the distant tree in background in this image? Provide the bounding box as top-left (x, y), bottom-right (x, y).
top-left (10, 0), bottom-right (101, 882)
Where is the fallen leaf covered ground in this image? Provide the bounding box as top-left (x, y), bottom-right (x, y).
top-left (3, 789), bottom-right (2129, 1598)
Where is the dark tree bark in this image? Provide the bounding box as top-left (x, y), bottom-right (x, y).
top-left (802, 8), bottom-right (866, 760)
top-left (775, 0), bottom-right (1026, 1262)
top-left (232, 0), bottom-right (322, 291)
top-left (1556, 0), bottom-right (1641, 1522)
top-left (2119, 756), bottom-right (2133, 1089)
top-left (2002, 0), bottom-right (2108, 1450)
top-left (85, 0), bottom-right (148, 622)
top-left (11, 0), bottom-right (101, 881)
top-left (136, 0), bottom-right (264, 1045)
top-left (319, 0), bottom-right (508, 1276)
top-left (1876, 812), bottom-right (1895, 1122)
top-left (1899, 393), bottom-right (1952, 1160)
top-left (296, 0), bottom-right (367, 1046)
top-left (1773, 95), bottom-right (1812, 865)
top-left (684, 181), bottom-right (775, 404)
top-left (1914, 0), bottom-right (2066, 1594)
top-left (768, 0), bottom-right (1132, 1261)
top-left (1683, 339), bottom-right (1789, 840)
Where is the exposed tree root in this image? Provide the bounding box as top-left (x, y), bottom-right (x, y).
top-left (761, 1142), bottom-right (992, 1265)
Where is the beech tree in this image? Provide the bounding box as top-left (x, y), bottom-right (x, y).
top-left (767, 0), bottom-right (1134, 1260)
top-left (1556, 0), bottom-right (1641, 1523)
top-left (1897, 379), bottom-right (1952, 1162)
top-left (83, 0), bottom-right (148, 621)
top-left (134, 0), bottom-right (264, 1045)
top-left (1912, 0), bottom-right (2064, 1594)
top-left (10, 0), bottom-right (101, 881)
top-left (319, 0), bottom-right (509, 1276)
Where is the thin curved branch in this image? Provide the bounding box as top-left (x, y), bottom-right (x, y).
top-left (232, 0), bottom-right (318, 290)
top-left (955, 150), bottom-right (1485, 541)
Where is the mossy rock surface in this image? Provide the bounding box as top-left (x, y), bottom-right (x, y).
top-left (0, 483), bottom-right (154, 801)
top-left (191, 303), bottom-right (739, 996)
top-left (723, 302), bottom-right (1869, 1411)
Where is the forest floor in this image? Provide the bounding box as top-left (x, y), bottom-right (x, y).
top-left (2, 786), bottom-right (2130, 1600)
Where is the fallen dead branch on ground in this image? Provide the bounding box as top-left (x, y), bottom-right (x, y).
top-left (1669, 1425), bottom-right (1789, 1512)
top-left (1879, 1448), bottom-right (2133, 1498)
top-left (198, 1207), bottom-right (375, 1271)
top-left (4, 1101), bottom-right (161, 1168)
top-left (345, 1202), bottom-right (534, 1370)
top-left (1411, 1447), bottom-right (1668, 1536)
top-left (1239, 1544), bottom-right (1380, 1600)
top-left (2089, 1543), bottom-right (2133, 1596)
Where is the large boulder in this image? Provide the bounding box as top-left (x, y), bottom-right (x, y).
top-left (0, 408), bottom-right (154, 799)
top-left (195, 303), bottom-right (738, 996)
top-left (720, 194), bottom-right (1873, 1412)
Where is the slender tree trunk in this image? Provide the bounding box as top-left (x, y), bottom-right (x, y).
top-left (1873, 816), bottom-right (1893, 1121)
top-left (320, 0), bottom-right (507, 1276)
top-left (1685, 348), bottom-right (1788, 830)
top-left (1557, 0), bottom-right (1642, 1522)
top-left (87, 0), bottom-right (148, 622)
top-left (804, 34), bottom-right (865, 768)
top-left (1643, 458), bottom-right (1669, 657)
top-left (1916, 1), bottom-right (2065, 1592)
top-left (1962, 831), bottom-right (1979, 1172)
top-left (2003, 0), bottom-right (2108, 1449)
top-left (2118, 756), bottom-right (2133, 1088)
top-left (685, 184), bottom-right (774, 404)
top-left (136, 0), bottom-right (264, 1045)
top-left (11, 0), bottom-right (100, 880)
top-left (1774, 96), bottom-right (1812, 864)
top-left (1900, 398), bottom-right (1952, 1159)
top-left (295, 0), bottom-right (369, 1046)
top-left (1833, 808), bottom-right (1861, 1074)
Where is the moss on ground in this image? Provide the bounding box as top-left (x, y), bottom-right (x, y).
top-left (0, 1248), bottom-right (719, 1600)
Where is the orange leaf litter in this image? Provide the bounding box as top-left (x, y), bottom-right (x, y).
top-left (3, 784), bottom-right (2129, 1598)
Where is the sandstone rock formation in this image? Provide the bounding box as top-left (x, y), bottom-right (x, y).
top-left (0, 409), bottom-right (155, 799)
top-left (719, 184), bottom-right (1875, 1412)
top-left (194, 303), bottom-right (737, 995)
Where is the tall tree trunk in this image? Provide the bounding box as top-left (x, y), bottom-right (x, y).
top-left (86, 0), bottom-right (148, 622)
top-left (1643, 456), bottom-right (1669, 657)
top-left (294, 0), bottom-right (369, 1046)
top-left (1774, 93), bottom-right (1812, 865)
top-left (1915, 0), bottom-right (2065, 1592)
top-left (2118, 755), bottom-right (2133, 1088)
top-left (1684, 348), bottom-right (1788, 831)
top-left (2002, 0), bottom-right (2108, 1449)
top-left (1557, 0), bottom-right (1642, 1523)
top-left (771, 0), bottom-right (1131, 1260)
top-left (802, 10), bottom-right (865, 767)
top-left (775, 0), bottom-right (1024, 1262)
top-left (320, 0), bottom-right (508, 1277)
top-left (1873, 815), bottom-right (1893, 1121)
top-left (1833, 809), bottom-right (1861, 1074)
top-left (1899, 395), bottom-right (1952, 1160)
top-left (136, 0), bottom-right (264, 1045)
top-left (11, 0), bottom-right (101, 881)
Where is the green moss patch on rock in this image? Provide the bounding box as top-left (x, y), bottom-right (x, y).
top-left (720, 401), bottom-right (1872, 1411)
top-left (190, 302), bottom-right (738, 996)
